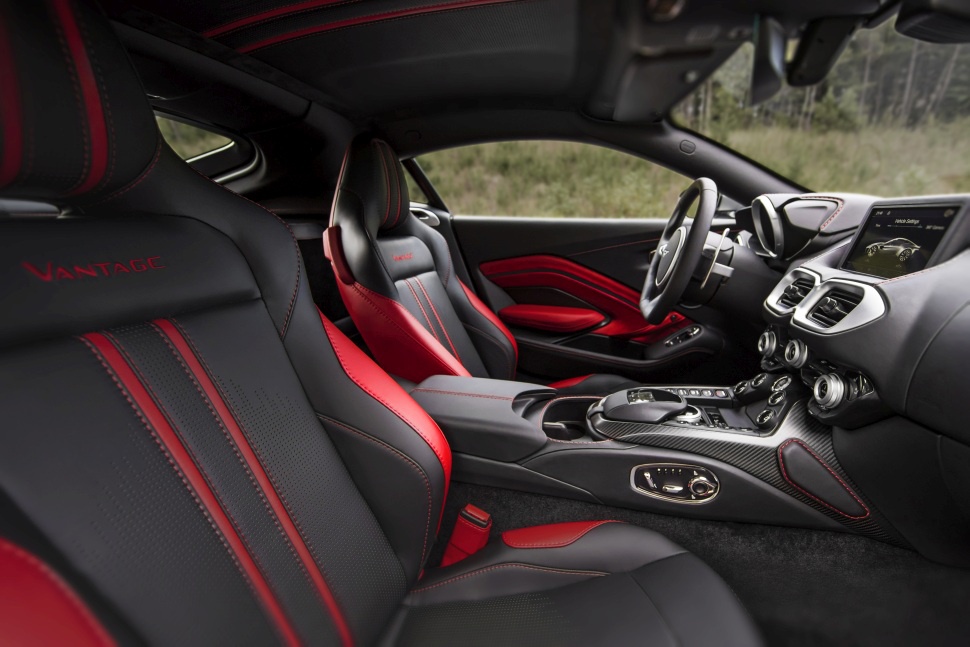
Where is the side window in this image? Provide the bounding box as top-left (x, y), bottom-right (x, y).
top-left (403, 165), bottom-right (431, 204)
top-left (156, 115), bottom-right (255, 181)
top-left (156, 116), bottom-right (231, 160)
top-left (415, 141), bottom-right (687, 217)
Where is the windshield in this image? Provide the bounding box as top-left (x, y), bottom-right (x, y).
top-left (673, 21), bottom-right (970, 195)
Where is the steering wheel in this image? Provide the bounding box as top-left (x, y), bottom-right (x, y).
top-left (640, 177), bottom-right (718, 324)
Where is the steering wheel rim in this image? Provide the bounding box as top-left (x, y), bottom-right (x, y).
top-left (639, 177), bottom-right (718, 324)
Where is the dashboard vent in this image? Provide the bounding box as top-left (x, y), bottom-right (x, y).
top-left (778, 277), bottom-right (814, 309)
top-left (808, 290), bottom-right (863, 328)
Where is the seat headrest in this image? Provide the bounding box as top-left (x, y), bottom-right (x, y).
top-left (0, 0), bottom-right (159, 205)
top-left (333, 137), bottom-right (411, 235)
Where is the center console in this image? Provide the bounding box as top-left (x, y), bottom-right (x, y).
top-left (410, 365), bottom-right (896, 541)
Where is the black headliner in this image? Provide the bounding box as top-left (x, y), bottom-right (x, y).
top-left (103, 0), bottom-right (891, 203)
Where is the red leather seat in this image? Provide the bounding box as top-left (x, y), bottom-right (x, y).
top-left (325, 138), bottom-right (639, 395)
top-left (0, 2), bottom-right (760, 645)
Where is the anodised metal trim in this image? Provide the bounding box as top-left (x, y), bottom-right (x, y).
top-left (629, 463), bottom-right (720, 504)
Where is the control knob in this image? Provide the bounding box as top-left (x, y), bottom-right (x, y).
top-left (783, 339), bottom-right (810, 369)
top-left (813, 373), bottom-right (846, 410)
top-left (688, 476), bottom-right (717, 497)
top-left (757, 330), bottom-right (778, 358)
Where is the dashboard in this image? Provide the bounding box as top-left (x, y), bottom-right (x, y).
top-left (727, 190), bottom-right (970, 565)
top-left (749, 193), bottom-right (970, 437)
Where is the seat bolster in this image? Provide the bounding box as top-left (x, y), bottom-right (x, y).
top-left (0, 539), bottom-right (116, 647)
top-left (406, 521), bottom-right (685, 605)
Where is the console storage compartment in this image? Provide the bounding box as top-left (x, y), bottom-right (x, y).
top-left (410, 375), bottom-right (555, 462)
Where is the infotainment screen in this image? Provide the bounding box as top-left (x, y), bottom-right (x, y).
top-left (841, 204), bottom-right (959, 279)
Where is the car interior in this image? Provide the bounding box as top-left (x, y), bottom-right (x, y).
top-left (1, 0), bottom-right (970, 645)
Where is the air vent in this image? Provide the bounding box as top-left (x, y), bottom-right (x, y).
top-left (778, 277), bottom-right (814, 309)
top-left (808, 290), bottom-right (863, 328)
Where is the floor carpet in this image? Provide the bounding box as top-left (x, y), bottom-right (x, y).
top-left (433, 482), bottom-right (970, 646)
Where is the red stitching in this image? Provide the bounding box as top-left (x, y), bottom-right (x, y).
top-left (319, 414), bottom-right (433, 567)
top-left (503, 520), bottom-right (619, 548)
top-left (205, 0), bottom-right (364, 38)
top-left (151, 322), bottom-right (329, 610)
top-left (239, 0), bottom-right (526, 52)
top-left (0, 541), bottom-right (115, 647)
top-left (376, 140), bottom-right (392, 228)
top-left (102, 330), bottom-right (285, 599)
top-left (169, 319), bottom-right (341, 597)
top-left (404, 278), bottom-right (440, 342)
top-left (807, 196), bottom-right (846, 230)
top-left (320, 314), bottom-right (451, 476)
top-left (350, 282), bottom-right (466, 375)
top-left (49, 8), bottom-right (90, 195)
top-left (410, 562), bottom-right (605, 593)
top-left (88, 138), bottom-right (161, 205)
top-left (411, 388), bottom-right (512, 401)
top-left (777, 439), bottom-right (870, 519)
top-left (77, 335), bottom-right (268, 612)
top-left (387, 142), bottom-right (404, 229)
top-left (415, 276), bottom-right (463, 362)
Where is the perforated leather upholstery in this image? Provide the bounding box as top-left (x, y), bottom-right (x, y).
top-left (0, 2), bottom-right (761, 645)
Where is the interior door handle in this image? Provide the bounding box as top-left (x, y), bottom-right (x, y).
top-left (411, 206), bottom-right (441, 227)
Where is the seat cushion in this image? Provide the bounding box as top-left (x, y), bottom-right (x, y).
top-left (383, 521), bottom-right (762, 646)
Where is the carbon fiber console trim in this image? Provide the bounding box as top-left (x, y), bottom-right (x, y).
top-left (591, 403), bottom-right (906, 545)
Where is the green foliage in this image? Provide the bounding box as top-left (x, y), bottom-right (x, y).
top-left (156, 117), bottom-right (231, 160)
top-left (417, 141), bottom-right (687, 217)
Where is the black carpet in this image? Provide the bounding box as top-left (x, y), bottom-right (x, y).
top-left (434, 482), bottom-right (970, 647)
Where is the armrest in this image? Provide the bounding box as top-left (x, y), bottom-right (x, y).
top-left (411, 376), bottom-right (555, 462)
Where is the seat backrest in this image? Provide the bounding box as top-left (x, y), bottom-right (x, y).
top-left (326, 138), bottom-right (519, 384)
top-left (0, 2), bottom-right (449, 644)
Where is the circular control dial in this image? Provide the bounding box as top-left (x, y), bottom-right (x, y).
top-left (784, 339), bottom-right (809, 368)
top-left (688, 476), bottom-right (717, 497)
top-left (813, 374), bottom-right (846, 409)
top-left (758, 330), bottom-right (778, 357)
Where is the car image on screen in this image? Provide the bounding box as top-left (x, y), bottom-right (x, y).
top-left (865, 237), bottom-right (921, 262)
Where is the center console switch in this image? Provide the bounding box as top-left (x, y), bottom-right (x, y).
top-left (410, 375), bottom-right (555, 462)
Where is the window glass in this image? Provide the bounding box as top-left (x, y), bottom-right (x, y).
top-left (673, 22), bottom-right (970, 194)
top-left (403, 166), bottom-right (431, 204)
top-left (416, 141), bottom-right (686, 217)
top-left (156, 116), bottom-right (233, 160)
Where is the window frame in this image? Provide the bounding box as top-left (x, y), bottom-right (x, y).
top-left (155, 111), bottom-right (257, 183)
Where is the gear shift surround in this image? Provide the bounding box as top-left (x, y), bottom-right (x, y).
top-left (599, 388), bottom-right (688, 424)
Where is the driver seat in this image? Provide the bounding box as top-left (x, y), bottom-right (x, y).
top-left (325, 137), bottom-right (638, 394)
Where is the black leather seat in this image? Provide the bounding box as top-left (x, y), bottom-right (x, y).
top-left (0, 2), bottom-right (761, 645)
top-left (325, 138), bottom-right (639, 395)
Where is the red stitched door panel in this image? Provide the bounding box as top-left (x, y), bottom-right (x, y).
top-left (482, 255), bottom-right (691, 342)
top-left (498, 304), bottom-right (605, 333)
top-left (450, 216), bottom-right (726, 382)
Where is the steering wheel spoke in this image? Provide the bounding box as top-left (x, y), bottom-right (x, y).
top-left (640, 178), bottom-right (718, 324)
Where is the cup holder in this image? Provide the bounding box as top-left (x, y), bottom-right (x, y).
top-left (540, 396), bottom-right (600, 441)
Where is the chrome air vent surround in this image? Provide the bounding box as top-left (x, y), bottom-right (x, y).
top-left (792, 279), bottom-right (886, 334)
top-left (807, 289), bottom-right (863, 328)
top-left (764, 268), bottom-right (820, 316)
